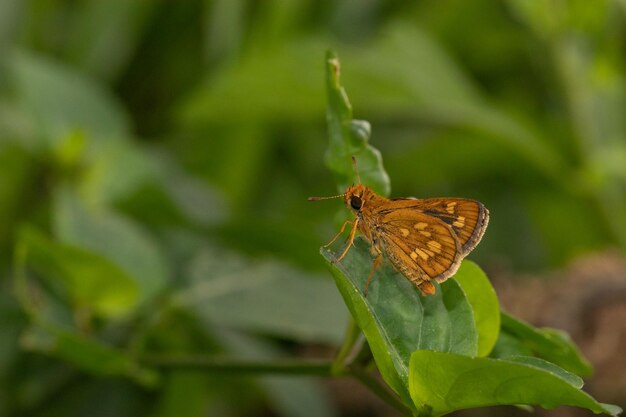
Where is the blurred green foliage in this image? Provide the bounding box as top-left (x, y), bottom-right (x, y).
top-left (1, 1), bottom-right (626, 416)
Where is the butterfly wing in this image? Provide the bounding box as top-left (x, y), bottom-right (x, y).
top-left (383, 198), bottom-right (489, 255)
top-left (377, 208), bottom-right (463, 287)
top-left (417, 198), bottom-right (489, 255)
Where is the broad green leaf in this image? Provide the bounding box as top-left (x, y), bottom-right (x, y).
top-left (452, 261), bottom-right (500, 356)
top-left (489, 330), bottom-right (533, 358)
top-left (409, 350), bottom-right (621, 416)
top-left (17, 226), bottom-right (138, 318)
top-left (53, 187), bottom-right (168, 305)
top-left (495, 312), bottom-right (593, 377)
top-left (176, 246), bottom-right (348, 344)
top-left (21, 323), bottom-right (157, 386)
top-left (322, 237), bottom-right (477, 407)
top-left (78, 140), bottom-right (226, 226)
top-left (7, 49), bottom-right (130, 150)
top-left (154, 150), bottom-right (228, 226)
top-left (325, 50), bottom-right (390, 197)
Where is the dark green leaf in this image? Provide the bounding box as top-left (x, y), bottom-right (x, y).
top-left (322, 237), bottom-right (477, 407)
top-left (53, 187), bottom-right (168, 305)
top-left (17, 226), bottom-right (139, 318)
top-left (409, 350), bottom-right (621, 416)
top-left (177, 246), bottom-right (348, 344)
top-left (503, 355), bottom-right (583, 388)
top-left (489, 330), bottom-right (533, 358)
top-left (495, 312), bottom-right (593, 377)
top-left (21, 323), bottom-right (157, 386)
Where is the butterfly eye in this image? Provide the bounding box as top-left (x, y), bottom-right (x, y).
top-left (350, 195), bottom-right (362, 210)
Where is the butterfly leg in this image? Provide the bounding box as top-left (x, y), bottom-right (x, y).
top-left (323, 219), bottom-right (354, 248)
top-left (364, 252), bottom-right (383, 297)
top-left (336, 218), bottom-right (359, 262)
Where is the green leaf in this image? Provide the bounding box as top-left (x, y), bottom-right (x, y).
top-left (409, 350), bottom-right (621, 416)
top-left (321, 237), bottom-right (477, 407)
top-left (21, 323), bottom-right (157, 386)
top-left (490, 330), bottom-right (533, 358)
top-left (503, 355), bottom-right (583, 388)
top-left (53, 187), bottom-right (168, 305)
top-left (7, 49), bottom-right (130, 149)
top-left (17, 226), bottom-right (139, 318)
top-left (452, 261), bottom-right (500, 356)
top-left (176, 246), bottom-right (348, 344)
top-left (325, 50), bottom-right (390, 196)
top-left (495, 312), bottom-right (593, 377)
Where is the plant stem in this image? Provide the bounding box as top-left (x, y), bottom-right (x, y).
top-left (141, 355), bottom-right (333, 376)
top-left (346, 365), bottom-right (413, 416)
top-left (141, 354), bottom-right (413, 415)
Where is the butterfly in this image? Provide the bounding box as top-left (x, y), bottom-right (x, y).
top-left (310, 157), bottom-right (489, 296)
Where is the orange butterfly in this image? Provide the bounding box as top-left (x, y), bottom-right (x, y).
top-left (310, 157), bottom-right (489, 296)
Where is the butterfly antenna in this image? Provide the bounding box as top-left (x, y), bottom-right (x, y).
top-left (352, 155), bottom-right (361, 184)
top-left (308, 193), bottom-right (346, 201)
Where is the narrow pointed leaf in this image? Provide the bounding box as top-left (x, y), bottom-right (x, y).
top-left (325, 50), bottom-right (390, 196)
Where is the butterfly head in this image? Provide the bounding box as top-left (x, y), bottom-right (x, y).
top-left (308, 156), bottom-right (374, 211)
top-left (308, 183), bottom-right (374, 213)
top-left (344, 184), bottom-right (366, 212)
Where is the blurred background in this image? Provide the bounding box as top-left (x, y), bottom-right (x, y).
top-left (1, 1), bottom-right (625, 416)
